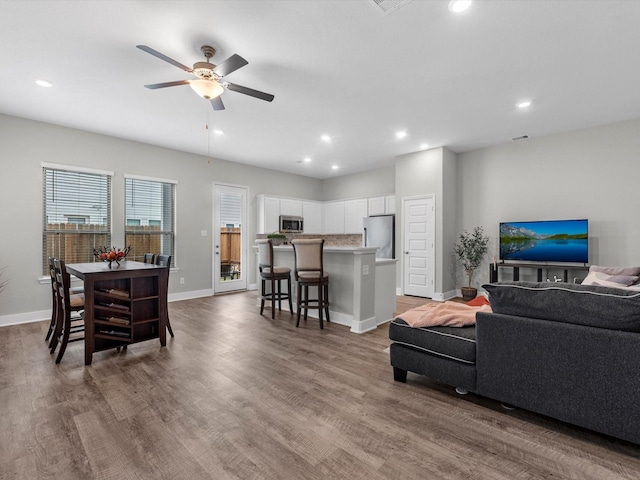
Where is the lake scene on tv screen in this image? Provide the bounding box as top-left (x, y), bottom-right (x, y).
top-left (500, 219), bottom-right (588, 263)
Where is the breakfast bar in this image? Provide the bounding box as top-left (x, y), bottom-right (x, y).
top-left (267, 245), bottom-right (396, 333)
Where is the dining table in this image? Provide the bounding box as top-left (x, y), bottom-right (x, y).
top-left (66, 260), bottom-right (168, 365)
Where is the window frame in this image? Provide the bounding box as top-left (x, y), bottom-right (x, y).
top-left (124, 174), bottom-right (177, 264)
top-left (42, 163), bottom-right (113, 275)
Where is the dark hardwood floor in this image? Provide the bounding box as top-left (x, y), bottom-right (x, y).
top-left (2, 291), bottom-right (640, 479)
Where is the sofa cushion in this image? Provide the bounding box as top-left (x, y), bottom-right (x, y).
top-left (389, 319), bottom-right (476, 364)
top-left (483, 281), bottom-right (640, 332)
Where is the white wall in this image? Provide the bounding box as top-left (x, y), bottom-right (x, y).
top-left (0, 113), bottom-right (322, 319)
top-left (456, 117), bottom-right (640, 286)
top-left (321, 166), bottom-right (395, 200)
top-left (395, 147), bottom-right (457, 297)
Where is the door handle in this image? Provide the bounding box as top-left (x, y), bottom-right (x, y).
top-left (405, 251), bottom-right (409, 254)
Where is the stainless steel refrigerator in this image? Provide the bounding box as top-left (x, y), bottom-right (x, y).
top-left (363, 214), bottom-right (395, 259)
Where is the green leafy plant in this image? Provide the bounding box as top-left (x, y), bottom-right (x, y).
top-left (454, 226), bottom-right (490, 288)
top-left (267, 233), bottom-right (286, 239)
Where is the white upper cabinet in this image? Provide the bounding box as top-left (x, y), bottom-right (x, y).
top-left (280, 198), bottom-right (303, 217)
top-left (323, 201), bottom-right (345, 234)
top-left (385, 195), bottom-right (396, 214)
top-left (368, 195), bottom-right (395, 215)
top-left (368, 196), bottom-right (386, 216)
top-left (344, 199), bottom-right (368, 234)
top-left (257, 195), bottom-right (280, 234)
top-left (302, 201), bottom-right (323, 234)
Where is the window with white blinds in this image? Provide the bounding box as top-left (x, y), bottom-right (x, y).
top-left (124, 176), bottom-right (176, 263)
top-left (42, 165), bottom-right (112, 274)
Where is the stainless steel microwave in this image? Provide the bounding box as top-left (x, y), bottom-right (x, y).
top-left (279, 215), bottom-right (304, 233)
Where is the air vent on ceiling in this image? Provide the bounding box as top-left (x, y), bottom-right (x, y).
top-left (512, 135), bottom-right (530, 141)
top-left (370, 0), bottom-right (413, 16)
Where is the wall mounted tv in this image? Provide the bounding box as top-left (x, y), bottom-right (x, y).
top-left (499, 219), bottom-right (588, 263)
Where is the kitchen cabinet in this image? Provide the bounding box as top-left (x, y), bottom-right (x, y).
top-left (323, 201), bottom-right (345, 234)
top-left (344, 199), bottom-right (368, 234)
top-left (368, 196), bottom-right (385, 216)
top-left (280, 198), bottom-right (303, 217)
top-left (368, 195), bottom-right (395, 215)
top-left (257, 195), bottom-right (280, 234)
top-left (385, 195), bottom-right (396, 214)
top-left (303, 201), bottom-right (322, 234)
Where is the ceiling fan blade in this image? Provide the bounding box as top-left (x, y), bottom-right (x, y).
top-left (136, 45), bottom-right (192, 72)
top-left (143, 80), bottom-right (190, 90)
top-left (226, 83), bottom-right (274, 102)
top-left (210, 96), bottom-right (225, 111)
top-left (213, 54), bottom-right (248, 77)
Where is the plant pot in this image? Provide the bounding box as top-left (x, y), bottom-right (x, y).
top-left (268, 237), bottom-right (285, 246)
top-left (461, 287), bottom-right (477, 302)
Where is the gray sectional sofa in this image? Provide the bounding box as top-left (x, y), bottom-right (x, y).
top-left (389, 281), bottom-right (640, 445)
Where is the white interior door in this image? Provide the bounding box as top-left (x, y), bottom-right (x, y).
top-left (403, 196), bottom-right (435, 297)
top-left (213, 184), bottom-right (248, 293)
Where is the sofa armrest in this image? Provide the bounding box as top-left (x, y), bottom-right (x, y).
top-left (476, 312), bottom-right (640, 444)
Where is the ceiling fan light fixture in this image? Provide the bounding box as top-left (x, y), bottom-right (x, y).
top-left (190, 79), bottom-right (224, 100)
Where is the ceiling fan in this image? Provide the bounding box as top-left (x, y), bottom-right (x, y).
top-left (136, 44), bottom-right (274, 111)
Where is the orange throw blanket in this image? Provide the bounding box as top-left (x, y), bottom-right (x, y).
top-left (398, 301), bottom-right (491, 328)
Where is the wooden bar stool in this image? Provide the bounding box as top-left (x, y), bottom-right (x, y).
top-left (256, 239), bottom-right (293, 319)
top-left (291, 239), bottom-right (330, 329)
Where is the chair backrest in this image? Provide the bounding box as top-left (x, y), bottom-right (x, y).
top-left (292, 239), bottom-right (324, 274)
top-left (48, 256), bottom-right (58, 293)
top-left (256, 239), bottom-right (273, 271)
top-left (155, 254), bottom-right (172, 269)
top-left (143, 253), bottom-right (155, 264)
top-left (53, 259), bottom-right (72, 316)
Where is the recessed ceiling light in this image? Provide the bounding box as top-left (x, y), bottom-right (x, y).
top-left (420, 143), bottom-right (429, 150)
top-left (331, 165), bottom-right (339, 170)
top-left (320, 134), bottom-right (331, 142)
top-left (303, 157), bottom-right (312, 163)
top-left (449, 0), bottom-right (471, 13)
top-left (35, 79), bottom-right (53, 87)
top-left (213, 129), bottom-right (224, 135)
top-left (395, 131), bottom-right (407, 139)
top-left (517, 101), bottom-right (532, 108)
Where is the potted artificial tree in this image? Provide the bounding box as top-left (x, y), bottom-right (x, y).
top-left (454, 226), bottom-right (490, 301)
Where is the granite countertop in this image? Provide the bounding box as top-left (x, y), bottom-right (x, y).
top-left (272, 245), bottom-right (378, 254)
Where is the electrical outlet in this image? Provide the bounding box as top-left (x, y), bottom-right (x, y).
top-left (179, 277), bottom-right (185, 285)
top-left (362, 265), bottom-right (369, 275)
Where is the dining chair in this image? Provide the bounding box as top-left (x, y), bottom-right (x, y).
top-left (155, 254), bottom-right (174, 337)
top-left (47, 257), bottom-right (84, 345)
top-left (143, 253), bottom-right (155, 264)
top-left (291, 239), bottom-right (330, 329)
top-left (46, 257), bottom-right (59, 344)
top-left (256, 239), bottom-right (293, 319)
top-left (51, 259), bottom-right (85, 363)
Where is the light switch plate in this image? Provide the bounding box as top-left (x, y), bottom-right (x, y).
top-left (201, 230), bottom-right (207, 236)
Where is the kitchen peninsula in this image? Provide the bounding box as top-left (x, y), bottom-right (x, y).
top-left (267, 245), bottom-right (397, 333)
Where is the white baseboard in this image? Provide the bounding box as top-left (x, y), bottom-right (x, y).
top-left (0, 309), bottom-right (50, 327)
top-left (168, 289), bottom-right (214, 302)
top-left (350, 316), bottom-right (378, 334)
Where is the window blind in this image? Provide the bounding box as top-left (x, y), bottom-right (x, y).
top-left (124, 177), bottom-right (175, 263)
top-left (42, 166), bottom-right (111, 274)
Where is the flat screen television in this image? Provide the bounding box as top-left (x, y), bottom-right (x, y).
top-left (499, 219), bottom-right (588, 263)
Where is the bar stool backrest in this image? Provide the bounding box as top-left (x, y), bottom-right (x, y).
top-left (256, 239), bottom-right (274, 272)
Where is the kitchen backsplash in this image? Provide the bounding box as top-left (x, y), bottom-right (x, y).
top-left (256, 233), bottom-right (362, 247)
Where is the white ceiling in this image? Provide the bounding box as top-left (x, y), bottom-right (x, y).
top-left (1, 1), bottom-right (640, 179)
